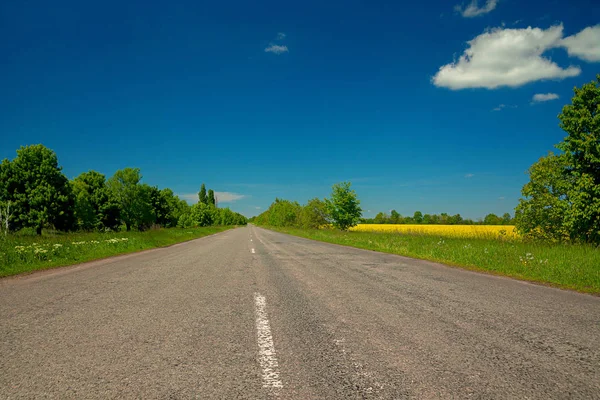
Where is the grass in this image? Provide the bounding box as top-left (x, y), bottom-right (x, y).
top-left (0, 226), bottom-right (235, 278)
top-left (262, 226), bottom-right (600, 295)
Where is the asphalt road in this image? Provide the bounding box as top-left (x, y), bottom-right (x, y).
top-left (1, 225), bottom-right (599, 399)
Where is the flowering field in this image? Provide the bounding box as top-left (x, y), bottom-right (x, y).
top-left (0, 226), bottom-right (232, 278)
top-left (351, 224), bottom-right (519, 239)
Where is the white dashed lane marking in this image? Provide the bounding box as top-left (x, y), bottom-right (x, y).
top-left (254, 293), bottom-right (283, 391)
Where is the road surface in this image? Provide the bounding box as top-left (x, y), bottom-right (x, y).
top-left (1, 225), bottom-right (599, 399)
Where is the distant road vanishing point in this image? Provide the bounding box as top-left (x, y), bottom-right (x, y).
top-left (1, 225), bottom-right (598, 398)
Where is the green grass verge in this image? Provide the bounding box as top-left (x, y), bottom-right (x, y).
top-left (261, 226), bottom-right (600, 295)
top-left (0, 226), bottom-right (235, 278)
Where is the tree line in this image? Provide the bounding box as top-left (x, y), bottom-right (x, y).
top-left (0, 145), bottom-right (246, 235)
top-left (362, 211), bottom-right (514, 225)
top-left (251, 182), bottom-right (362, 230)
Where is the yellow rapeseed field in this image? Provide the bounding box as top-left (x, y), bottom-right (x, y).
top-left (350, 224), bottom-right (519, 239)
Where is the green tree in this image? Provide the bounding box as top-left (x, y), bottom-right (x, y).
top-left (300, 198), bottom-right (330, 229)
top-left (72, 170), bottom-right (120, 231)
top-left (198, 184), bottom-right (207, 205)
top-left (106, 168), bottom-right (153, 231)
top-left (502, 213), bottom-right (512, 225)
top-left (374, 212), bottom-right (389, 224)
top-left (325, 182), bottom-right (362, 231)
top-left (0, 145), bottom-right (75, 234)
top-left (190, 202), bottom-right (215, 226)
top-left (413, 211), bottom-right (423, 224)
top-left (516, 76), bottom-right (600, 243)
top-left (515, 153), bottom-right (572, 240)
top-left (390, 210), bottom-right (401, 224)
top-left (483, 213), bottom-right (502, 225)
top-left (159, 188), bottom-right (188, 227)
top-left (449, 214), bottom-right (463, 225)
top-left (207, 189), bottom-right (216, 206)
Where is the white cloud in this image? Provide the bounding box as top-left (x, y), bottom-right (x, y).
top-left (499, 196), bottom-right (506, 200)
top-left (214, 192), bottom-right (246, 203)
top-left (465, 173), bottom-right (475, 178)
top-left (432, 25), bottom-right (581, 90)
top-left (454, 0), bottom-right (498, 18)
top-left (492, 104), bottom-right (517, 111)
top-left (276, 32), bottom-right (286, 40)
top-left (265, 44), bottom-right (289, 55)
top-left (561, 25), bottom-right (600, 62)
top-left (532, 93), bottom-right (559, 103)
top-left (255, 206), bottom-right (262, 210)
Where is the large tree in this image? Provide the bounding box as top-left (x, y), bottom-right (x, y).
top-left (0, 144), bottom-right (75, 234)
top-left (106, 168), bottom-right (153, 231)
top-left (325, 182), bottom-right (362, 231)
top-left (516, 75), bottom-right (600, 243)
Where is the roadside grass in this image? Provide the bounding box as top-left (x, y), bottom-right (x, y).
top-left (262, 226), bottom-right (600, 295)
top-left (0, 226), bottom-right (235, 278)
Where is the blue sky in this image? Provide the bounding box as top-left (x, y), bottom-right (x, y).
top-left (1, 0), bottom-right (599, 219)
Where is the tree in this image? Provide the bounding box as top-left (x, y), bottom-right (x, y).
top-left (207, 189), bottom-right (216, 206)
top-left (516, 76), bottom-right (600, 243)
top-left (300, 198), bottom-right (330, 229)
top-left (390, 210), bottom-right (401, 224)
top-left (515, 153), bottom-right (572, 240)
top-left (72, 170), bottom-right (120, 231)
top-left (198, 184), bottom-right (207, 205)
top-left (0, 145), bottom-right (75, 234)
top-left (413, 211), bottom-right (423, 224)
top-left (374, 212), bottom-right (389, 224)
top-left (325, 182), bottom-right (362, 231)
top-left (190, 202), bottom-right (215, 227)
top-left (502, 213), bottom-right (512, 225)
top-left (483, 213), bottom-right (502, 225)
top-left (106, 168), bottom-right (153, 231)
top-left (449, 214), bottom-right (463, 225)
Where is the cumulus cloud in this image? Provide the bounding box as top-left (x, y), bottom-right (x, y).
top-left (561, 25), bottom-right (600, 62)
top-left (265, 44), bottom-right (289, 55)
top-left (276, 32), bottom-right (286, 40)
top-left (532, 93), bottom-right (559, 103)
top-left (432, 25), bottom-right (581, 90)
top-left (454, 0), bottom-right (498, 18)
